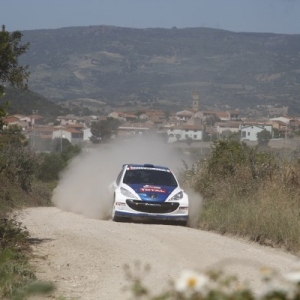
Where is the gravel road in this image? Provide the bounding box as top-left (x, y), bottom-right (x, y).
top-left (17, 207), bottom-right (297, 300)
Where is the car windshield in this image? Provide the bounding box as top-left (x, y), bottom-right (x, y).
top-left (123, 169), bottom-right (178, 187)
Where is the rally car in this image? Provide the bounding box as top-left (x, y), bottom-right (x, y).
top-left (110, 163), bottom-right (189, 225)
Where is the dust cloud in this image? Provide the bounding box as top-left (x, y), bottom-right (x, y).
top-left (52, 135), bottom-right (202, 225)
top-left (186, 189), bottom-right (203, 228)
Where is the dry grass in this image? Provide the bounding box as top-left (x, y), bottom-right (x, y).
top-left (182, 140), bottom-right (300, 253)
top-left (199, 180), bottom-right (300, 251)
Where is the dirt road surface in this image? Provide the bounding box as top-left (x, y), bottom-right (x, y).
top-left (17, 207), bottom-right (297, 300)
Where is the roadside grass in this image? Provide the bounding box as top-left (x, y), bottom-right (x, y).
top-left (0, 219), bottom-right (33, 297)
top-left (0, 218), bottom-right (54, 299)
top-left (0, 175), bottom-right (53, 219)
top-left (198, 179), bottom-right (300, 251)
top-left (0, 140), bottom-right (79, 299)
top-left (182, 139), bottom-right (300, 253)
top-left (0, 174), bottom-right (55, 299)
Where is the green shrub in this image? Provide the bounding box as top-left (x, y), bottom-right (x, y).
top-left (37, 143), bottom-right (81, 182)
top-left (37, 152), bottom-right (65, 181)
top-left (0, 145), bottom-right (39, 191)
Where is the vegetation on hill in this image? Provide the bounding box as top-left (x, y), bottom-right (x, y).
top-left (19, 26), bottom-right (300, 113)
top-left (0, 86), bottom-right (71, 122)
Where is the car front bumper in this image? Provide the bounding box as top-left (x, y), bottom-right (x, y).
top-left (113, 197), bottom-right (189, 221)
top-left (114, 210), bottom-right (188, 221)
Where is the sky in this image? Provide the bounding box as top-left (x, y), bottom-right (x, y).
top-left (1, 0), bottom-right (300, 34)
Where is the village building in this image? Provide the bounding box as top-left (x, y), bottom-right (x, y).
top-left (56, 114), bottom-right (85, 126)
top-left (176, 110), bottom-right (194, 121)
top-left (52, 128), bottom-right (83, 144)
top-left (167, 124), bottom-right (204, 143)
top-left (108, 111), bottom-right (138, 121)
top-left (82, 128), bottom-right (92, 141)
top-left (215, 122), bottom-right (241, 136)
top-left (118, 122), bottom-right (153, 136)
top-left (268, 106), bottom-right (289, 117)
top-left (3, 115), bottom-right (25, 127)
top-left (240, 123), bottom-right (273, 141)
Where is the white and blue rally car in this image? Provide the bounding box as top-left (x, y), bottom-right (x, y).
top-left (110, 163), bottom-right (189, 225)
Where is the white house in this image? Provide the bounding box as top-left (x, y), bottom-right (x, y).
top-left (52, 128), bottom-right (83, 144)
top-left (240, 124), bottom-right (273, 141)
top-left (52, 129), bottom-right (71, 142)
top-left (216, 122), bottom-right (241, 136)
top-left (82, 128), bottom-right (92, 141)
top-left (167, 125), bottom-right (203, 143)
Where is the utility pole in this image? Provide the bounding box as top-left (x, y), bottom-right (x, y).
top-left (60, 129), bottom-right (62, 152)
top-left (32, 110), bottom-right (38, 149)
top-left (210, 117), bottom-right (213, 142)
top-left (60, 129), bottom-right (66, 152)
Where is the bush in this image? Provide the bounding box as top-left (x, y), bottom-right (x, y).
top-left (0, 145), bottom-right (39, 191)
top-left (181, 138), bottom-right (300, 251)
top-left (37, 152), bottom-right (65, 181)
top-left (37, 143), bottom-right (81, 182)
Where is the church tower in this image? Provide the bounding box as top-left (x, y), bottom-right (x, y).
top-left (192, 92), bottom-right (199, 112)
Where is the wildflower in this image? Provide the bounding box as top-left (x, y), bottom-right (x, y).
top-left (260, 266), bottom-right (275, 281)
top-left (175, 270), bottom-right (209, 294)
top-left (283, 271), bottom-right (300, 283)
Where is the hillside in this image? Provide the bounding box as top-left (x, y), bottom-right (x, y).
top-left (19, 26), bottom-right (300, 113)
top-left (0, 87), bottom-right (68, 120)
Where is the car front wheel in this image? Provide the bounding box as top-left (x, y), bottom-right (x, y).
top-left (111, 202), bottom-right (126, 222)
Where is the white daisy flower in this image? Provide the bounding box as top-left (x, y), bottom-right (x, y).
top-left (283, 271), bottom-right (300, 283)
top-left (175, 270), bottom-right (209, 294)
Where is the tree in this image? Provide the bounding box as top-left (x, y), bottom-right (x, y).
top-left (0, 142), bottom-right (38, 190)
top-left (164, 110), bottom-right (171, 121)
top-left (0, 25), bottom-right (30, 128)
top-left (257, 129), bottom-right (272, 147)
top-left (37, 142), bottom-right (81, 181)
top-left (90, 117), bottom-right (121, 143)
top-left (37, 153), bottom-right (65, 181)
top-left (0, 124), bottom-right (28, 148)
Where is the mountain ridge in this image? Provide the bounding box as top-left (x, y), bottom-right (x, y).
top-left (19, 25), bottom-right (300, 113)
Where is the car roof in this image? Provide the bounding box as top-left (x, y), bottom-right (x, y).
top-left (123, 163), bottom-right (170, 171)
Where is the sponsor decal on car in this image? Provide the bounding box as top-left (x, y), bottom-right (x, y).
top-left (139, 185), bottom-right (167, 193)
top-left (127, 167), bottom-right (170, 172)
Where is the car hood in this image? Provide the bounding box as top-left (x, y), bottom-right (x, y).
top-left (126, 184), bottom-right (177, 202)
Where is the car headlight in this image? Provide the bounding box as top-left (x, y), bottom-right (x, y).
top-left (171, 191), bottom-right (183, 201)
top-left (120, 187), bottom-right (138, 199)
